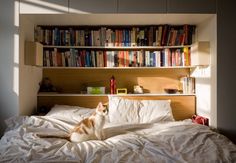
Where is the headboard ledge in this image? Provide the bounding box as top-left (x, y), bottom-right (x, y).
top-left (38, 95), bottom-right (195, 121)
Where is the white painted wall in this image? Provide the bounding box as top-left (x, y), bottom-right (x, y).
top-left (19, 16), bottom-right (42, 115)
top-left (0, 9), bottom-right (217, 136)
top-left (0, 0), bottom-right (19, 136)
top-left (20, 0), bottom-right (68, 14)
top-left (192, 15), bottom-right (217, 127)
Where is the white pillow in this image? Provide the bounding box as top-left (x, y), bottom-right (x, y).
top-left (46, 104), bottom-right (95, 123)
top-left (108, 96), bottom-right (140, 123)
top-left (108, 96), bottom-right (175, 124)
top-left (138, 100), bottom-right (175, 123)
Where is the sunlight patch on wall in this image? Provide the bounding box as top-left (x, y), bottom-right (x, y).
top-left (191, 66), bottom-right (211, 78)
top-left (21, 0), bottom-right (68, 13)
top-left (14, 0), bottom-right (19, 27)
top-left (13, 66), bottom-right (19, 95)
top-left (13, 33), bottom-right (19, 95)
top-left (192, 66), bottom-right (211, 122)
top-left (14, 34), bottom-right (19, 64)
top-left (195, 81), bottom-right (211, 118)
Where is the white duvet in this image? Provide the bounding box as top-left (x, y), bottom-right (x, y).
top-left (0, 116), bottom-right (236, 163)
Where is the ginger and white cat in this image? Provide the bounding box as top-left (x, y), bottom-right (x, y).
top-left (38, 102), bottom-right (108, 143)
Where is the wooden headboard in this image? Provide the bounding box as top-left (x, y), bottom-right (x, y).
top-left (38, 95), bottom-right (195, 120)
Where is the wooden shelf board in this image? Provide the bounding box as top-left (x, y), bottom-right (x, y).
top-left (40, 66), bottom-right (195, 70)
top-left (37, 93), bottom-right (196, 97)
top-left (43, 45), bottom-right (191, 49)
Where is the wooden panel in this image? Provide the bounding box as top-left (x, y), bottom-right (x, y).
top-left (43, 68), bottom-right (190, 94)
top-left (191, 41), bottom-right (210, 66)
top-left (25, 42), bottom-right (43, 66)
top-left (69, 0), bottom-right (117, 13)
top-left (167, 0), bottom-right (216, 13)
top-left (118, 0), bottom-right (166, 13)
top-left (20, 0), bottom-right (68, 14)
top-left (38, 95), bottom-right (195, 120)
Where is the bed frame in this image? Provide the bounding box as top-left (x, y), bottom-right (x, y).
top-left (38, 95), bottom-right (195, 120)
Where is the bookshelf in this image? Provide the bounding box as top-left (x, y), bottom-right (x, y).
top-left (31, 24), bottom-right (200, 110)
top-left (34, 25), bottom-right (195, 68)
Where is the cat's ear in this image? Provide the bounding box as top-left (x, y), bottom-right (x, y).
top-left (96, 102), bottom-right (104, 112)
top-left (97, 102), bottom-right (103, 109)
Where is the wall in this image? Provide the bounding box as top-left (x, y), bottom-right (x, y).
top-left (0, 0), bottom-right (19, 136)
top-left (217, 0), bottom-right (236, 143)
top-left (192, 15), bottom-right (217, 127)
top-left (19, 16), bottom-right (42, 115)
top-left (2, 0), bottom-right (233, 143)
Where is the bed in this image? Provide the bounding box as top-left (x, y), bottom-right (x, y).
top-left (0, 96), bottom-right (236, 162)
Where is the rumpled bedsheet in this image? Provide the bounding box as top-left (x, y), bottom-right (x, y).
top-left (0, 116), bottom-right (236, 163)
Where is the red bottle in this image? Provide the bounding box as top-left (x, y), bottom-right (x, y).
top-left (110, 75), bottom-right (116, 94)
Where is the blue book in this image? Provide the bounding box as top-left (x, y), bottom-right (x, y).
top-left (161, 50), bottom-right (165, 67)
top-left (125, 30), bottom-right (129, 46)
top-left (153, 52), bottom-right (156, 67)
top-left (85, 51), bottom-right (91, 67)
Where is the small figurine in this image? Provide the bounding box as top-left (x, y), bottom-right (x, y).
top-left (39, 77), bottom-right (57, 92)
top-left (134, 85), bottom-right (143, 94)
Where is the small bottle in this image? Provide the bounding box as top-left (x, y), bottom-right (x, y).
top-left (110, 75), bottom-right (116, 94)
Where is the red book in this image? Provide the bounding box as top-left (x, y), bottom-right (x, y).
top-left (103, 51), bottom-right (107, 67)
top-left (115, 30), bottom-right (119, 46)
top-left (161, 25), bottom-right (168, 46)
top-left (118, 51), bottom-right (124, 67)
top-left (171, 50), bottom-right (176, 66)
top-left (56, 51), bottom-right (62, 66)
top-left (125, 51), bottom-right (129, 67)
top-left (80, 50), bottom-right (86, 67)
top-left (184, 25), bottom-right (189, 45)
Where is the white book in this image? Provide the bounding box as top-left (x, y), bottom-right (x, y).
top-left (91, 51), bottom-right (96, 67)
top-left (145, 51), bottom-right (150, 66)
top-left (130, 51), bottom-right (133, 66)
top-left (96, 51), bottom-right (100, 67)
top-left (106, 29), bottom-right (112, 47)
top-left (111, 51), bottom-right (115, 67)
top-left (154, 51), bottom-right (161, 67)
top-left (164, 49), bottom-right (169, 67)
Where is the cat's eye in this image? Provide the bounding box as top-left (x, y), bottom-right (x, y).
top-left (103, 110), bottom-right (106, 113)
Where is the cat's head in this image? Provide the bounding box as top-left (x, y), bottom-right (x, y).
top-left (96, 102), bottom-right (108, 116)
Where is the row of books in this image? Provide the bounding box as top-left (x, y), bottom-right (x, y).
top-left (35, 25), bottom-right (195, 47)
top-left (180, 76), bottom-right (195, 94)
top-left (43, 48), bottom-right (191, 68)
